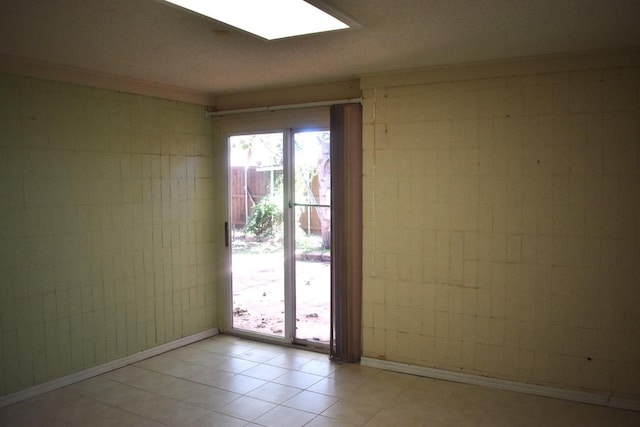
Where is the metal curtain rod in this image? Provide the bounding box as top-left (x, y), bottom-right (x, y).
top-left (205, 97), bottom-right (362, 117)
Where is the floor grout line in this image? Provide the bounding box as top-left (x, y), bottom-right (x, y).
top-left (2, 334), bottom-right (640, 427)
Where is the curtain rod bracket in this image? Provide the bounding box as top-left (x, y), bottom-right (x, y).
top-left (205, 105), bottom-right (216, 119)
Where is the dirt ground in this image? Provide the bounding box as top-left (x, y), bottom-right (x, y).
top-left (231, 252), bottom-right (331, 343)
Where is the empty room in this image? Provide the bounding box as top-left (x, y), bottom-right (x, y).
top-left (1, 0), bottom-right (639, 426)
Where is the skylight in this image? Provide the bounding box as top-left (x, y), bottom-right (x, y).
top-left (163, 0), bottom-right (350, 40)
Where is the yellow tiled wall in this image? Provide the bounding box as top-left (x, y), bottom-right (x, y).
top-left (361, 63), bottom-right (640, 399)
top-left (0, 74), bottom-right (220, 396)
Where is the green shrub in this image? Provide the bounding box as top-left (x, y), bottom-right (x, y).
top-left (244, 195), bottom-right (283, 241)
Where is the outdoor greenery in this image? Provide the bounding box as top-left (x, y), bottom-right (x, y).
top-left (243, 194), bottom-right (283, 241)
top-left (233, 130), bottom-right (331, 252)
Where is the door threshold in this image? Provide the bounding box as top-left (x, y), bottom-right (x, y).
top-left (223, 329), bottom-right (329, 354)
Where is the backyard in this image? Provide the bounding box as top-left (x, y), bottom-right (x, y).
top-left (229, 131), bottom-right (331, 344)
top-left (230, 233), bottom-right (331, 343)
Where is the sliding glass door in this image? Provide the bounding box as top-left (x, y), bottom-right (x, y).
top-left (228, 130), bottom-right (331, 346)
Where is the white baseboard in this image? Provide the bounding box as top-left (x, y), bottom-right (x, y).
top-left (360, 357), bottom-right (640, 412)
top-left (0, 328), bottom-right (219, 409)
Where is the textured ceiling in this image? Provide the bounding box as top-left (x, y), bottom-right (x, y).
top-left (1, 0), bottom-right (639, 95)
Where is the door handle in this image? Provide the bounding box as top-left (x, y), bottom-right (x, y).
top-left (224, 221), bottom-right (229, 247)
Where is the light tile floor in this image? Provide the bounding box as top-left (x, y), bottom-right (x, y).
top-left (1, 334), bottom-right (639, 426)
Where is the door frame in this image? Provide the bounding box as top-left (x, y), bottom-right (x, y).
top-left (223, 126), bottom-right (331, 351)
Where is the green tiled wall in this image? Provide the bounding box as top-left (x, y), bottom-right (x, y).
top-left (0, 74), bottom-right (220, 396)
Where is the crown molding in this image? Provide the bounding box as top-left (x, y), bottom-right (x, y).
top-left (0, 53), bottom-right (216, 105)
top-left (212, 78), bottom-right (362, 112)
top-left (361, 47), bottom-right (640, 89)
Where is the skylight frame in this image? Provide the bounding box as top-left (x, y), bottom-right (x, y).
top-left (161, 0), bottom-right (355, 41)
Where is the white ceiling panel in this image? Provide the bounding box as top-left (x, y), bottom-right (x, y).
top-left (1, 0), bottom-right (639, 94)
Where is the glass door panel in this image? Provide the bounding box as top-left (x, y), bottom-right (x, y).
top-left (229, 132), bottom-right (285, 337)
top-left (293, 131), bottom-right (331, 344)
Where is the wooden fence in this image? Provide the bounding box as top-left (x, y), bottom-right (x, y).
top-left (231, 166), bottom-right (322, 234)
